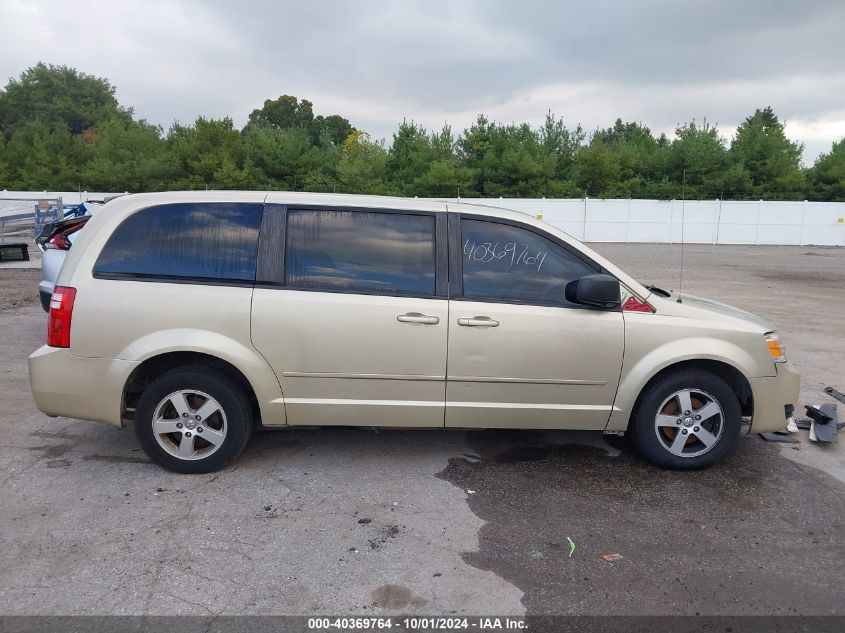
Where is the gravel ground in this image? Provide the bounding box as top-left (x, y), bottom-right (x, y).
top-left (0, 268), bottom-right (41, 312)
top-left (0, 232), bottom-right (41, 312)
top-left (0, 244), bottom-right (843, 619)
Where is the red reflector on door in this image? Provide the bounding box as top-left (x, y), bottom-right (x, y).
top-left (622, 296), bottom-right (654, 313)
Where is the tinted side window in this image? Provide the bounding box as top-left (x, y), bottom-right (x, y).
top-left (286, 210), bottom-right (436, 295)
top-left (94, 203), bottom-right (262, 281)
top-left (461, 218), bottom-right (598, 305)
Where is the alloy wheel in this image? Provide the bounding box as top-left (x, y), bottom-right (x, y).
top-left (654, 388), bottom-right (724, 458)
top-left (151, 389), bottom-right (228, 461)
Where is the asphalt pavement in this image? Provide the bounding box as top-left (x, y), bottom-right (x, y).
top-left (1, 244), bottom-right (843, 617)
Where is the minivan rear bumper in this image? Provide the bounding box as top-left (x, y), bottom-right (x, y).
top-left (28, 346), bottom-right (138, 427)
top-left (748, 362), bottom-right (801, 433)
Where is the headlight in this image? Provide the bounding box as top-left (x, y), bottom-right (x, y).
top-left (764, 332), bottom-right (787, 363)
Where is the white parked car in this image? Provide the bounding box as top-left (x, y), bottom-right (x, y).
top-left (35, 202), bottom-right (102, 310)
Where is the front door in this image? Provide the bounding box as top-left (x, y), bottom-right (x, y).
top-left (446, 215), bottom-right (624, 429)
top-left (251, 205), bottom-right (449, 427)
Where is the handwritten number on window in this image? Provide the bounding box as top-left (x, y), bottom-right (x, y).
top-left (464, 239), bottom-right (547, 272)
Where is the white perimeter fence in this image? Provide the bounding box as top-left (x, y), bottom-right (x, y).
top-left (447, 198), bottom-right (845, 246)
top-left (3, 191), bottom-right (845, 246)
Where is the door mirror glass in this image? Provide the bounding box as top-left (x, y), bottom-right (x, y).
top-left (565, 274), bottom-right (621, 308)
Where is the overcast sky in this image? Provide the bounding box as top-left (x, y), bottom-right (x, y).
top-left (2, 0), bottom-right (844, 163)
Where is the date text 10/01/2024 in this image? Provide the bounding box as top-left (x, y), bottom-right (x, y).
top-left (307, 616), bottom-right (526, 630)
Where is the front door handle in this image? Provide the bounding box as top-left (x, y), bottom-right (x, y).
top-left (457, 316), bottom-right (500, 327)
top-left (397, 313), bottom-right (440, 325)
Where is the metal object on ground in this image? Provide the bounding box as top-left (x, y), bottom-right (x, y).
top-left (824, 387), bottom-right (845, 405)
top-left (0, 243), bottom-right (29, 262)
top-left (758, 432), bottom-right (800, 443)
top-left (806, 404), bottom-right (835, 423)
top-left (806, 404), bottom-right (838, 444)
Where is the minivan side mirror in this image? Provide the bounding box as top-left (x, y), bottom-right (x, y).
top-left (565, 274), bottom-right (621, 308)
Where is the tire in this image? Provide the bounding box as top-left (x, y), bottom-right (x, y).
top-left (134, 366), bottom-right (253, 474)
top-left (630, 369), bottom-right (741, 469)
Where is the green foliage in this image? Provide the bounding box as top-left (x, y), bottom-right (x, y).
top-left (337, 132), bottom-right (392, 194)
top-left (459, 116), bottom-right (564, 196)
top-left (666, 120), bottom-right (735, 198)
top-left (1, 64), bottom-right (843, 201)
top-left (4, 122), bottom-right (85, 189)
top-left (572, 119), bottom-right (659, 198)
top-left (806, 139), bottom-right (845, 202)
top-left (389, 120), bottom-right (436, 194)
top-left (243, 125), bottom-right (339, 191)
top-left (573, 143), bottom-right (620, 197)
top-left (248, 95), bottom-right (314, 130)
top-left (388, 121), bottom-right (474, 196)
top-left (0, 134), bottom-right (10, 186)
top-left (540, 111), bottom-right (584, 180)
top-left (81, 120), bottom-right (176, 191)
top-left (167, 117), bottom-right (253, 189)
top-left (730, 107), bottom-right (805, 200)
top-left (0, 63), bottom-right (130, 135)
top-left (246, 95), bottom-right (353, 146)
top-left (311, 114), bottom-right (355, 147)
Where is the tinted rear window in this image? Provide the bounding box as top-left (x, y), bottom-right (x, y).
top-left (285, 209), bottom-right (436, 295)
top-left (93, 203), bottom-right (263, 281)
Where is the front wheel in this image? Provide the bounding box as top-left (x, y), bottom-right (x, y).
top-left (630, 370), bottom-right (741, 469)
top-left (134, 366), bottom-right (253, 474)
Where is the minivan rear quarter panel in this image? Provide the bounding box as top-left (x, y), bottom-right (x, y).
top-left (57, 192), bottom-right (285, 427)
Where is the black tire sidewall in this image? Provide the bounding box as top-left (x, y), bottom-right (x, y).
top-left (135, 367), bottom-right (252, 474)
top-left (631, 370), bottom-right (741, 469)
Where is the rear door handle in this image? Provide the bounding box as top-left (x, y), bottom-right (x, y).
top-left (457, 316), bottom-right (499, 327)
top-left (397, 313), bottom-right (440, 325)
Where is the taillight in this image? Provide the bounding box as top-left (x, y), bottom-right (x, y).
top-left (622, 296), bottom-right (654, 313)
top-left (47, 287), bottom-right (76, 348)
top-left (46, 223), bottom-right (85, 250)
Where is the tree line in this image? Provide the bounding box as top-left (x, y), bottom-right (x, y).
top-left (1, 63), bottom-right (843, 201)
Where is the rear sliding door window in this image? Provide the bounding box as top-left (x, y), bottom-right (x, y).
top-left (285, 210), bottom-right (436, 295)
top-left (93, 203), bottom-right (263, 282)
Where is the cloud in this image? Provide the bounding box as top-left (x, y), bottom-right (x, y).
top-left (1, 0), bottom-right (842, 162)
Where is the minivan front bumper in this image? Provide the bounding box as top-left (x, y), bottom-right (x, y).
top-left (28, 346), bottom-right (138, 427)
top-left (748, 362), bottom-right (800, 433)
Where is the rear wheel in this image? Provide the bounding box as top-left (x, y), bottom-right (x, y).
top-left (135, 367), bottom-right (252, 474)
top-left (630, 369), bottom-right (741, 469)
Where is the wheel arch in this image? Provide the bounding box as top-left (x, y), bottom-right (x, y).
top-left (633, 359), bottom-right (752, 417)
top-left (607, 357), bottom-right (753, 432)
top-left (122, 351), bottom-right (274, 428)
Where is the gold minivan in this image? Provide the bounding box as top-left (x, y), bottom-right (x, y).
top-left (28, 192), bottom-right (799, 473)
